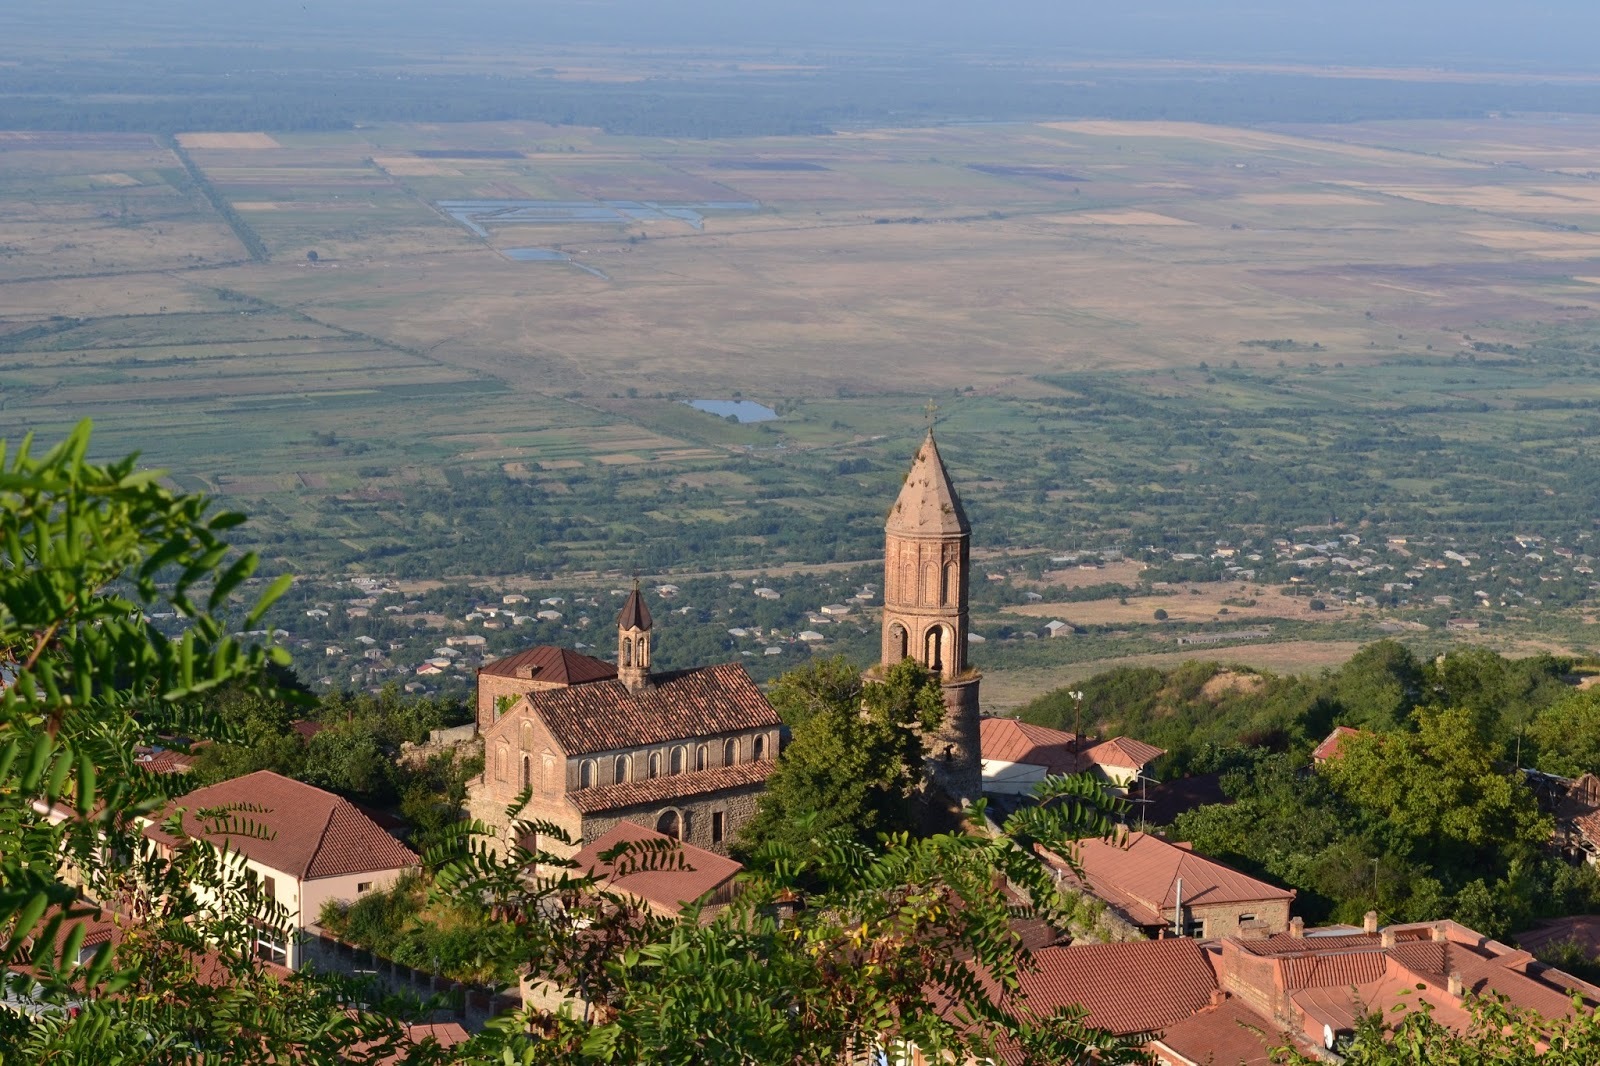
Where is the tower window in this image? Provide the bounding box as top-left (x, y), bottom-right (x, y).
top-left (926, 627), bottom-right (945, 674)
top-left (888, 622), bottom-right (908, 664)
top-left (622, 637), bottom-right (633, 667)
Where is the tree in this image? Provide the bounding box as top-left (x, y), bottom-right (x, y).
top-left (1331, 640), bottom-right (1423, 732)
top-left (1527, 689), bottom-right (1600, 778)
top-left (0, 421), bottom-right (404, 1061)
top-left (737, 657), bottom-right (945, 854)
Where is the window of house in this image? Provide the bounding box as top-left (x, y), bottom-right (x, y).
top-left (1239, 913), bottom-right (1257, 923)
top-left (357, 882), bottom-right (373, 894)
top-left (711, 811), bottom-right (725, 844)
top-left (1183, 916), bottom-right (1205, 939)
top-left (254, 926), bottom-right (287, 966)
top-left (615, 754), bottom-right (632, 783)
top-left (671, 746), bottom-right (686, 775)
top-left (649, 751), bottom-right (661, 778)
top-left (580, 759), bottom-right (596, 789)
top-left (262, 876), bottom-right (276, 902)
top-left (657, 809), bottom-right (681, 840)
top-left (696, 745), bottom-right (708, 772)
top-left (522, 755), bottom-right (531, 790)
top-left (753, 735), bottom-right (766, 761)
top-left (724, 738), bottom-right (737, 766)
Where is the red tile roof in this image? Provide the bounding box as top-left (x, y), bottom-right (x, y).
top-left (144, 770), bottom-right (419, 881)
top-left (1048, 832), bottom-right (1293, 928)
top-left (571, 822), bottom-right (742, 914)
top-left (290, 720), bottom-right (328, 742)
top-left (1015, 938), bottom-right (1220, 1035)
top-left (1518, 914), bottom-right (1600, 958)
top-left (508, 662), bottom-right (780, 757)
top-left (135, 747), bottom-right (196, 774)
top-left (568, 760), bottom-right (774, 814)
top-left (478, 645), bottom-right (617, 686)
top-left (1312, 725), bottom-right (1366, 762)
top-left (1081, 735), bottom-right (1166, 771)
top-left (980, 716), bottom-right (1084, 775)
top-left (1152, 997), bottom-right (1283, 1065)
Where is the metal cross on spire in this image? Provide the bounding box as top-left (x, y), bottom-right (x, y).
top-left (924, 398), bottom-right (940, 431)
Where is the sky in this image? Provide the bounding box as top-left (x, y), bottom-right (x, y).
top-left (10, 1), bottom-right (1600, 71)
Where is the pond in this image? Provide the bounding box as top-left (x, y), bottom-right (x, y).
top-left (685, 399), bottom-right (778, 423)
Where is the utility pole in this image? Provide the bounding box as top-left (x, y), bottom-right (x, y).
top-left (1069, 690), bottom-right (1084, 754)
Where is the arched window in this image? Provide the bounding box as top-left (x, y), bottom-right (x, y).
top-left (497, 744), bottom-right (508, 782)
top-left (621, 637), bottom-right (633, 667)
top-left (900, 562), bottom-right (915, 604)
top-left (695, 745), bottom-right (708, 772)
top-left (615, 754), bottom-right (631, 783)
top-left (925, 626), bottom-right (945, 674)
top-left (753, 735), bottom-right (767, 761)
top-left (723, 738), bottom-right (737, 766)
top-left (656, 809), bottom-right (681, 840)
top-left (542, 753), bottom-right (557, 796)
top-left (520, 720), bottom-right (534, 751)
top-left (670, 746), bottom-right (686, 775)
top-left (579, 759), bottom-right (596, 789)
top-left (649, 751), bottom-right (661, 778)
top-left (926, 564), bottom-right (943, 607)
top-left (943, 562), bottom-right (958, 605)
top-left (521, 755), bottom-right (530, 790)
top-left (888, 622), bottom-right (908, 664)
top-left (637, 635), bottom-right (649, 665)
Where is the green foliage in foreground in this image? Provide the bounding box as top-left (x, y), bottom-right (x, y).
top-left (0, 421), bottom-right (408, 1061)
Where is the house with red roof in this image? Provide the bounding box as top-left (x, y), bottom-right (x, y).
top-left (570, 821), bottom-right (743, 917)
top-left (910, 914), bottom-right (1600, 1066)
top-left (467, 589), bottom-right (782, 859)
top-left (1041, 831), bottom-right (1295, 941)
top-left (143, 770), bottom-right (419, 969)
top-left (979, 716), bottom-right (1165, 795)
top-left (1311, 725), bottom-right (1367, 765)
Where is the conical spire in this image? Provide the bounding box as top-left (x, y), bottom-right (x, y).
top-left (886, 431), bottom-right (969, 536)
top-left (618, 583), bottom-right (653, 631)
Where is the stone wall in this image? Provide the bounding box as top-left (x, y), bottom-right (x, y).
top-left (582, 783), bottom-right (765, 857)
top-left (1189, 897), bottom-right (1293, 940)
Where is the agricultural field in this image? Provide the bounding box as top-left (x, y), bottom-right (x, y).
top-left (9, 113), bottom-right (1600, 694)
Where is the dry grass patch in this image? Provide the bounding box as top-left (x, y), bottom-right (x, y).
top-left (1004, 582), bottom-right (1349, 625)
top-left (177, 132), bottom-right (281, 150)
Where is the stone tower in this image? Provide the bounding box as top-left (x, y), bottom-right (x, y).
top-left (882, 430), bottom-right (982, 803)
top-left (617, 585), bottom-right (653, 693)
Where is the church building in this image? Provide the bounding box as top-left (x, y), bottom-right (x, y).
top-left (466, 587), bottom-right (783, 857)
top-left (465, 427), bottom-right (986, 853)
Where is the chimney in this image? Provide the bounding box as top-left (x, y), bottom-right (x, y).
top-left (1431, 923), bottom-right (1448, 943)
top-left (1447, 972), bottom-right (1464, 997)
top-left (1290, 916), bottom-right (1305, 938)
top-left (1380, 928), bottom-right (1396, 949)
top-left (1363, 911), bottom-right (1378, 935)
top-left (1210, 988), bottom-right (1227, 1008)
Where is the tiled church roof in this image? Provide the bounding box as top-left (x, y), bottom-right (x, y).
top-left (515, 662), bottom-right (780, 756)
top-left (569, 760), bottom-right (774, 814)
top-left (478, 646), bottom-right (616, 686)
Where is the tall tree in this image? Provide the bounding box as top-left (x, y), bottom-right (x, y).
top-left (737, 657), bottom-right (945, 853)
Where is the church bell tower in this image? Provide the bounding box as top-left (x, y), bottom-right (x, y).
top-left (617, 584), bottom-right (653, 693)
top-left (882, 430), bottom-right (982, 803)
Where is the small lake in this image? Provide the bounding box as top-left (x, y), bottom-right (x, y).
top-left (686, 399), bottom-right (778, 423)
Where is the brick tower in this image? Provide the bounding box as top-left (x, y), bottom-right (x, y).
top-left (617, 584), bottom-right (653, 693)
top-left (881, 430), bottom-right (982, 803)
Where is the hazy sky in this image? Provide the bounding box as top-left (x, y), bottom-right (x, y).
top-left (11, 0), bottom-right (1600, 71)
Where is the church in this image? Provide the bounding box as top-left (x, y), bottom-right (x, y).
top-left (464, 429), bottom-right (985, 853)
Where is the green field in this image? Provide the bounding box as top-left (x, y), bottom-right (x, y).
top-left (8, 115), bottom-right (1600, 692)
